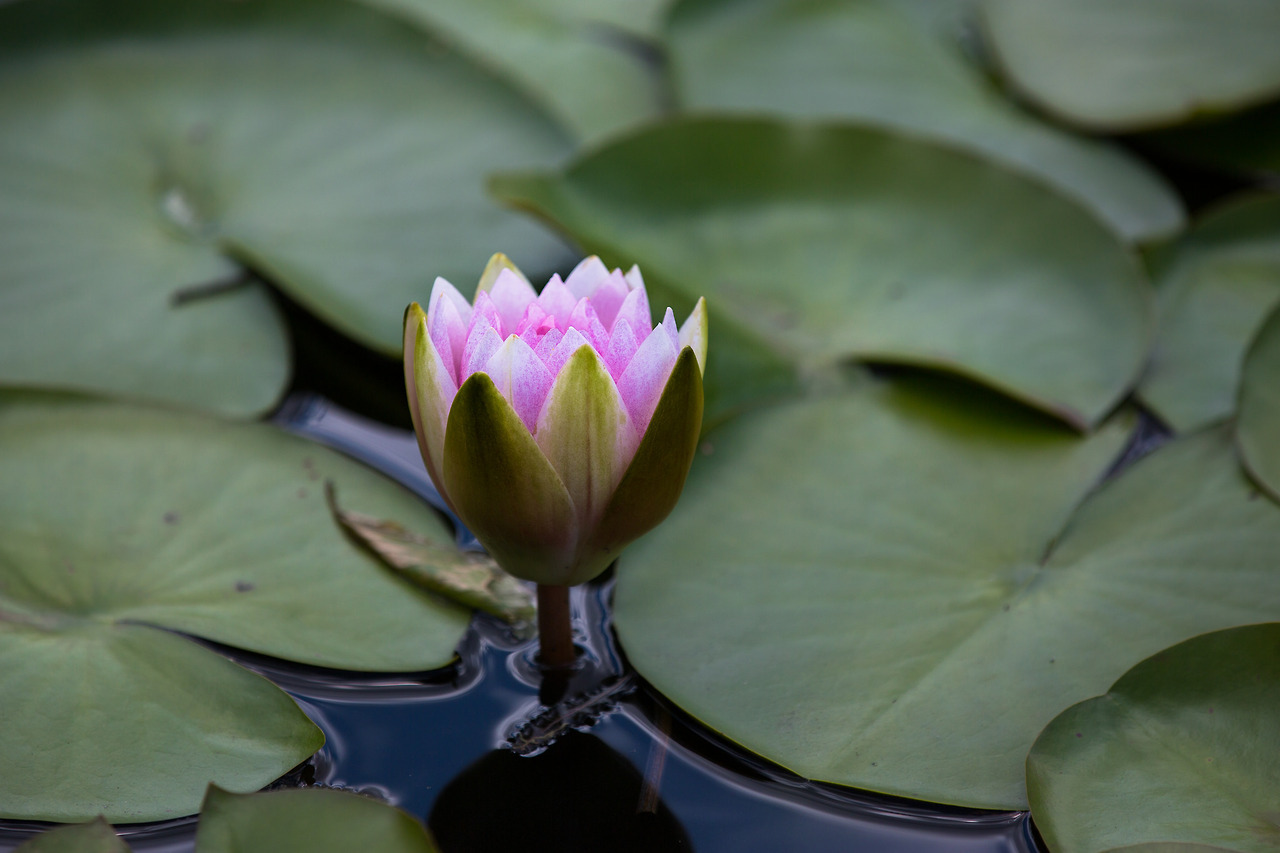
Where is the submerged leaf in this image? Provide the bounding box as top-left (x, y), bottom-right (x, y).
top-left (328, 483), bottom-right (535, 628)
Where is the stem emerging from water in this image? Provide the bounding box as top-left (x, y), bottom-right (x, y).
top-left (536, 583), bottom-right (575, 669)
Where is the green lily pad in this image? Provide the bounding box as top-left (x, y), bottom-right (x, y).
top-left (979, 0), bottom-right (1280, 131)
top-left (1028, 624), bottom-right (1280, 852)
top-left (612, 374), bottom-right (1280, 809)
top-left (355, 0), bottom-right (670, 143)
top-left (667, 0), bottom-right (1183, 242)
top-left (14, 819), bottom-right (130, 853)
top-left (493, 117), bottom-right (1152, 429)
top-left (0, 399), bottom-right (471, 821)
top-left (0, 0), bottom-right (573, 415)
top-left (1137, 194), bottom-right (1280, 432)
top-left (196, 786), bottom-right (439, 853)
top-left (1238, 305), bottom-right (1280, 502)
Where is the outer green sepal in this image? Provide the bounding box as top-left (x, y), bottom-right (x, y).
top-left (442, 373), bottom-right (578, 584)
top-left (14, 818), bottom-right (129, 853)
top-left (588, 347), bottom-right (704, 564)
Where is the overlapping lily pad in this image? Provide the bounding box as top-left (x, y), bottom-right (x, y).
top-left (980, 0), bottom-right (1280, 131)
top-left (1238, 306), bottom-right (1280, 501)
top-left (493, 117), bottom-right (1152, 428)
top-left (196, 786), bottom-right (439, 853)
top-left (1028, 624), bottom-right (1280, 852)
top-left (356, 0), bottom-right (670, 142)
top-left (1138, 194), bottom-right (1280, 432)
top-left (0, 399), bottom-right (470, 821)
top-left (0, 0), bottom-right (573, 415)
top-left (612, 373), bottom-right (1280, 809)
top-left (667, 0), bottom-right (1183, 242)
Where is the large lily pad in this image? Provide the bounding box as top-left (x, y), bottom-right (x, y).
top-left (980, 0), bottom-right (1280, 131)
top-left (493, 118), bottom-right (1152, 428)
top-left (0, 0), bottom-right (573, 415)
top-left (1027, 624), bottom-right (1280, 853)
top-left (196, 786), bottom-right (439, 853)
top-left (0, 398), bottom-right (470, 821)
top-left (612, 374), bottom-right (1280, 809)
top-left (1238, 306), bottom-right (1280, 501)
top-left (355, 0), bottom-right (670, 143)
top-left (667, 0), bottom-right (1183, 242)
top-left (1138, 195), bottom-right (1280, 432)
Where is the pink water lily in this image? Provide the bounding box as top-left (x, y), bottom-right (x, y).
top-left (404, 254), bottom-right (706, 587)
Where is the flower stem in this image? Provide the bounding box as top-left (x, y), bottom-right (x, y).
top-left (536, 583), bottom-right (575, 669)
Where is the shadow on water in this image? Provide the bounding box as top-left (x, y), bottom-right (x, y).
top-left (0, 395), bottom-right (1040, 853)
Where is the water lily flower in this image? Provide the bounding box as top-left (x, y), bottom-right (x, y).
top-left (404, 254), bottom-right (706, 588)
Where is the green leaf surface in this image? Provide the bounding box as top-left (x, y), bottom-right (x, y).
top-left (1238, 305), bottom-right (1280, 502)
top-left (14, 819), bottom-right (130, 853)
top-left (612, 375), bottom-right (1280, 809)
top-left (1138, 195), bottom-right (1280, 432)
top-left (0, 398), bottom-right (470, 670)
top-left (980, 0), bottom-right (1280, 131)
top-left (0, 399), bottom-right (471, 820)
top-left (354, 0), bottom-right (671, 143)
top-left (1028, 624), bottom-right (1280, 853)
top-left (0, 0), bottom-right (574, 410)
top-left (197, 786), bottom-right (439, 853)
top-left (667, 0), bottom-right (1183, 243)
top-left (493, 118), bottom-right (1152, 428)
top-left (0, 623), bottom-right (323, 823)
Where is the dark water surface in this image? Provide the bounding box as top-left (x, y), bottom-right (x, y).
top-left (0, 395), bottom-right (1040, 853)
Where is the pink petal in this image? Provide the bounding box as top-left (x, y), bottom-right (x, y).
top-left (567, 298), bottom-right (610, 354)
top-left (616, 323), bottom-right (679, 435)
top-left (533, 327), bottom-right (564, 365)
top-left (563, 255), bottom-right (612, 299)
top-left (541, 327), bottom-right (592, 379)
top-left (482, 335), bottom-right (555, 432)
top-left (590, 270), bottom-right (629, 331)
top-left (603, 317), bottom-right (639, 380)
top-left (468, 290), bottom-right (502, 337)
top-left (427, 292), bottom-right (467, 386)
top-left (427, 276), bottom-right (473, 326)
top-left (612, 286), bottom-right (652, 336)
top-left (659, 306), bottom-right (679, 347)
top-left (536, 276), bottom-right (577, 328)
top-left (488, 268), bottom-right (538, 335)
top-left (460, 320), bottom-right (503, 383)
top-left (514, 302), bottom-right (549, 337)
top-left (624, 265), bottom-right (645, 292)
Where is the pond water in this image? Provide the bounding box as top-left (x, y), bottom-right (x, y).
top-left (0, 394), bottom-right (1041, 853)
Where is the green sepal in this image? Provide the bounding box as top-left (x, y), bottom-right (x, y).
top-left (404, 302), bottom-right (454, 511)
top-left (534, 345), bottom-right (634, 553)
top-left (442, 372), bottom-right (578, 584)
top-left (587, 347), bottom-right (704, 567)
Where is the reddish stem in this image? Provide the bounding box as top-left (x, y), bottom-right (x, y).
top-left (536, 584), bottom-right (575, 669)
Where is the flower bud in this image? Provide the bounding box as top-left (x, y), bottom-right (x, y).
top-left (404, 254), bottom-right (706, 586)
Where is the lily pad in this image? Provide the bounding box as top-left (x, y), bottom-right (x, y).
top-left (0, 399), bottom-right (471, 821)
top-left (667, 0), bottom-right (1183, 242)
top-left (14, 819), bottom-right (129, 853)
top-left (493, 117), bottom-right (1152, 429)
top-left (1027, 624), bottom-right (1280, 852)
top-left (979, 0), bottom-right (1280, 131)
top-left (196, 786), bottom-right (439, 853)
top-left (0, 0), bottom-right (573, 415)
top-left (1138, 194), bottom-right (1280, 432)
top-left (355, 0), bottom-right (671, 143)
top-left (1238, 305), bottom-right (1280, 502)
top-left (612, 373), bottom-right (1280, 809)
